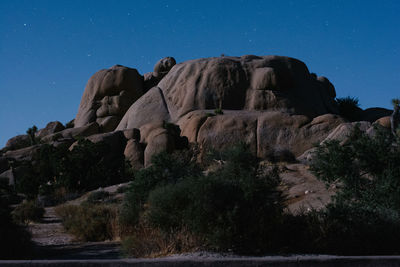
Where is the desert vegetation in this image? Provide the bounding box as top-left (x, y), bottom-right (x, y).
top-left (336, 96), bottom-right (362, 121)
top-left (54, 125), bottom-right (400, 256)
top-left (4, 123), bottom-right (400, 258)
top-left (12, 139), bottom-right (127, 203)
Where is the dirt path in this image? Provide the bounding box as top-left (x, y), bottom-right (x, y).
top-left (28, 206), bottom-right (121, 259)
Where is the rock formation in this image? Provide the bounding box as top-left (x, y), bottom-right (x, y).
top-left (0, 54), bottom-right (393, 184)
top-left (74, 65), bottom-right (144, 132)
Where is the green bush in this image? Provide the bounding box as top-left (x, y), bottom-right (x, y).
top-left (120, 150), bottom-right (200, 226)
top-left (310, 125), bottom-right (400, 254)
top-left (121, 143), bottom-right (285, 254)
top-left (12, 200), bottom-right (45, 224)
top-left (56, 203), bottom-right (118, 241)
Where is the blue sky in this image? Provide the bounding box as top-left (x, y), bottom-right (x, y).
top-left (1, 0), bottom-right (399, 146)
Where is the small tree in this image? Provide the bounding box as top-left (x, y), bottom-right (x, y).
top-left (26, 125), bottom-right (38, 145)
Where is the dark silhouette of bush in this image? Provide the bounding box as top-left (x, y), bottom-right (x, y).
top-left (26, 125), bottom-right (38, 145)
top-left (336, 96), bottom-right (362, 122)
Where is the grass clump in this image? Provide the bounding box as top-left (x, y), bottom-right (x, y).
top-left (55, 203), bottom-right (119, 242)
top-left (12, 200), bottom-right (45, 224)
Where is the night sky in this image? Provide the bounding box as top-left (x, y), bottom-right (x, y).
top-left (1, 0), bottom-right (399, 146)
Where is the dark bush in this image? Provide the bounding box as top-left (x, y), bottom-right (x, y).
top-left (121, 143), bottom-right (285, 255)
top-left (0, 180), bottom-right (32, 259)
top-left (12, 200), bottom-right (45, 224)
top-left (14, 139), bottom-right (127, 201)
top-left (120, 149), bottom-right (200, 226)
top-left (310, 125), bottom-right (400, 254)
top-left (336, 96), bottom-right (362, 121)
top-left (86, 190), bottom-right (110, 204)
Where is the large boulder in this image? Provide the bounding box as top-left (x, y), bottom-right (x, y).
top-left (136, 121), bottom-right (188, 167)
top-left (116, 87), bottom-right (171, 131)
top-left (361, 107), bottom-right (392, 122)
top-left (374, 116), bottom-right (391, 129)
top-left (124, 139), bottom-right (144, 170)
top-left (41, 122), bottom-right (100, 143)
top-left (322, 121), bottom-right (372, 144)
top-left (3, 145), bottom-right (41, 162)
top-left (83, 131), bottom-right (127, 158)
top-left (5, 135), bottom-right (31, 150)
top-left (144, 57), bottom-right (176, 90)
top-left (74, 65), bottom-right (144, 132)
top-left (118, 55), bottom-right (339, 132)
top-left (36, 121), bottom-right (65, 139)
top-left (177, 111), bottom-right (344, 159)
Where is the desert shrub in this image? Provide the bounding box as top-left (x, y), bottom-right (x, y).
top-left (56, 203), bottom-right (118, 241)
top-left (86, 190), bottom-right (110, 204)
top-left (12, 200), bottom-right (45, 224)
top-left (120, 150), bottom-right (200, 226)
top-left (214, 108), bottom-right (223, 115)
top-left (121, 143), bottom-right (286, 255)
top-left (310, 125), bottom-right (400, 254)
top-left (336, 96), bottom-right (362, 121)
top-left (26, 125), bottom-right (38, 145)
top-left (121, 224), bottom-right (203, 258)
top-left (14, 139), bottom-right (127, 201)
top-left (145, 143), bottom-right (285, 253)
top-left (0, 181), bottom-right (32, 259)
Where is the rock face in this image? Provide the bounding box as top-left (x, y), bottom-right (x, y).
top-left (36, 121), bottom-right (65, 139)
top-left (74, 65), bottom-right (144, 132)
top-left (144, 57), bottom-right (176, 90)
top-left (176, 111), bottom-right (344, 159)
top-left (118, 55), bottom-right (339, 132)
top-left (5, 135), bottom-right (31, 150)
top-left (41, 122), bottom-right (100, 143)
